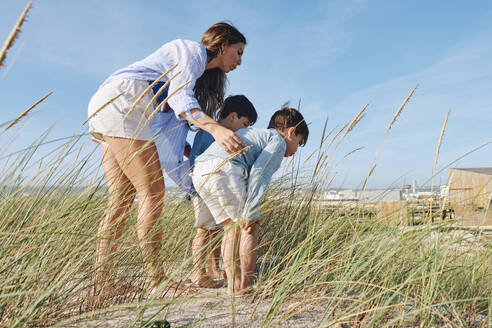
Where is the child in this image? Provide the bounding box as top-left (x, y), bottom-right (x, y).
top-left (190, 95), bottom-right (257, 288)
top-left (192, 106), bottom-right (309, 295)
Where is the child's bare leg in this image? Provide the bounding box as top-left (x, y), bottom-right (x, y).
top-left (191, 228), bottom-right (208, 282)
top-left (221, 220), bottom-right (241, 295)
top-left (207, 228), bottom-right (225, 279)
top-left (239, 220), bottom-right (259, 294)
top-left (191, 228), bottom-right (222, 288)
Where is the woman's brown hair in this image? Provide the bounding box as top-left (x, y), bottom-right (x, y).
top-left (194, 22), bottom-right (246, 120)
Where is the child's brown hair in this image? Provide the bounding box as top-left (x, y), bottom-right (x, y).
top-left (268, 105), bottom-right (309, 146)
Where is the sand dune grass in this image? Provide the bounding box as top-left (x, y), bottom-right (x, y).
top-left (0, 122), bottom-right (490, 327)
top-left (1, 5), bottom-right (490, 326)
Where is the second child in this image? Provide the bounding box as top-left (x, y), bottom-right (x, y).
top-left (190, 95), bottom-right (257, 288)
top-left (192, 106), bottom-right (309, 295)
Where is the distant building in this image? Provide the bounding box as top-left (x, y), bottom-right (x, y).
top-left (321, 189), bottom-right (401, 202)
top-left (402, 185), bottom-right (441, 201)
top-left (321, 185), bottom-right (447, 203)
top-left (447, 168), bottom-right (492, 220)
top-left (358, 189), bottom-right (402, 202)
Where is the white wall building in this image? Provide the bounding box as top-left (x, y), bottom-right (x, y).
top-left (322, 189), bottom-right (402, 202)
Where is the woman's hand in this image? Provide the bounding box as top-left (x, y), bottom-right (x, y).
top-left (180, 109), bottom-right (245, 154)
top-left (211, 124), bottom-right (245, 153)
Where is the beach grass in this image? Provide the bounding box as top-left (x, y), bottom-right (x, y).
top-left (1, 6), bottom-right (490, 327)
top-left (0, 116), bottom-right (490, 327)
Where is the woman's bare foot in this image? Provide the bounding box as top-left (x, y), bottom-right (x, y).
top-left (226, 277), bottom-right (242, 296)
top-left (147, 278), bottom-right (198, 298)
top-left (89, 282), bottom-right (138, 309)
top-left (96, 282), bottom-right (138, 298)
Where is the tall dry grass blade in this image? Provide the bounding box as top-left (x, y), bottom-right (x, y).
top-left (434, 109), bottom-right (450, 168)
top-left (4, 91), bottom-right (52, 132)
top-left (0, 1), bottom-right (33, 69)
top-left (327, 123), bottom-right (348, 151)
top-left (304, 124), bottom-right (336, 163)
top-left (343, 146), bottom-right (365, 159)
top-left (431, 109), bottom-right (451, 215)
top-left (361, 164), bottom-right (376, 192)
top-left (311, 123), bottom-right (348, 177)
top-left (147, 80), bottom-right (191, 123)
top-left (312, 103), bottom-right (368, 184)
top-left (142, 78), bottom-right (173, 117)
top-left (0, 43), bottom-right (24, 83)
top-left (203, 146), bottom-right (252, 176)
top-left (338, 102), bottom-right (369, 145)
top-left (385, 84), bottom-right (418, 134)
top-left (140, 71), bottom-right (180, 120)
top-left (366, 86), bottom-right (418, 186)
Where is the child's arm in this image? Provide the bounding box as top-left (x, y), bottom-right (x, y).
top-left (242, 135), bottom-right (286, 221)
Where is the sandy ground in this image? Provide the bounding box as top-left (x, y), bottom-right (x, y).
top-left (62, 288), bottom-right (328, 328)
top-left (59, 228), bottom-right (490, 327)
top-left (60, 290), bottom-right (489, 328)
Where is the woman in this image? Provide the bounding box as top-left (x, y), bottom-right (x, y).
top-left (87, 22), bottom-right (246, 296)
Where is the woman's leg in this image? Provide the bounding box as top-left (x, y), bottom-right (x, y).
top-left (104, 136), bottom-right (165, 288)
top-left (95, 143), bottom-right (136, 293)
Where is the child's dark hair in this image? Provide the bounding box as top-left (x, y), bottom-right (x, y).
top-left (268, 105), bottom-right (309, 146)
top-left (219, 95), bottom-right (257, 125)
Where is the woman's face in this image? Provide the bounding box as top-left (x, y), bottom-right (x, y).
top-left (218, 42), bottom-right (244, 73)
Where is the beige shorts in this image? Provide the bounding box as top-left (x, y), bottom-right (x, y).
top-left (192, 159), bottom-right (247, 225)
top-left (88, 79), bottom-right (155, 140)
top-left (192, 196), bottom-right (222, 230)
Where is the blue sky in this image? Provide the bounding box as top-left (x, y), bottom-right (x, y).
top-left (1, 0), bottom-right (491, 188)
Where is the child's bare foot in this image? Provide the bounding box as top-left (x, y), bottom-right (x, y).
top-left (226, 286), bottom-right (254, 298)
top-left (235, 286), bottom-right (254, 297)
top-left (208, 269), bottom-right (226, 280)
top-left (226, 278), bottom-right (242, 296)
top-left (192, 275), bottom-right (224, 288)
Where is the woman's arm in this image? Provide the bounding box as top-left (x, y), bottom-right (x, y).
top-left (180, 108), bottom-right (245, 153)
